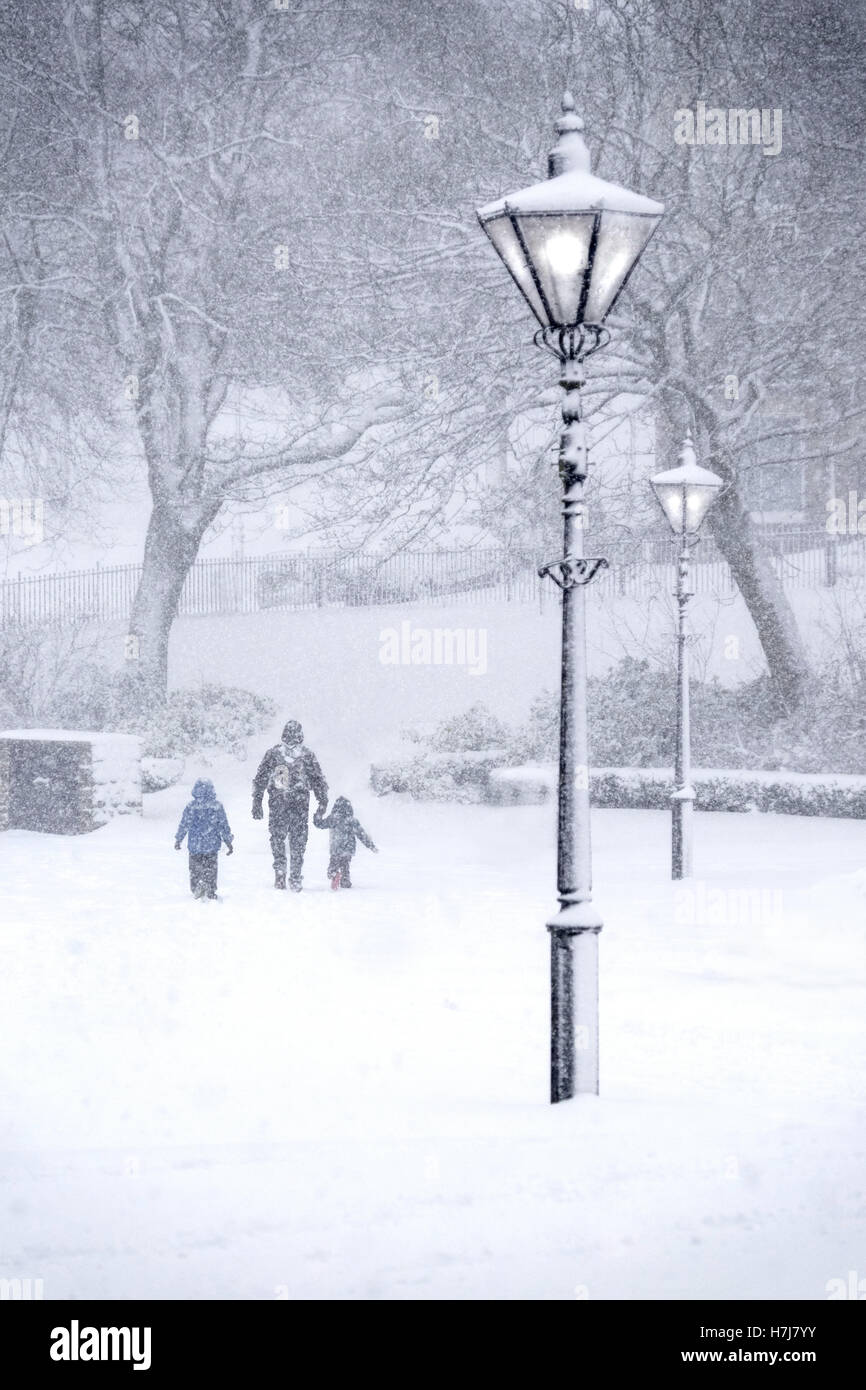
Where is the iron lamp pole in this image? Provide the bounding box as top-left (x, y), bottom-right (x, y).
top-left (477, 96), bottom-right (664, 1101)
top-left (650, 436), bottom-right (723, 880)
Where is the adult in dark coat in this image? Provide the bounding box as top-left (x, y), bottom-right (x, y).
top-left (252, 719), bottom-right (327, 890)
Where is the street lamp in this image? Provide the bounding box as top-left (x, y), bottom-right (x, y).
top-left (649, 436), bottom-right (723, 879)
top-left (477, 95), bottom-right (664, 1102)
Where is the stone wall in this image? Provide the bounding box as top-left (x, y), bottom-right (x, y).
top-left (0, 732), bottom-right (141, 833)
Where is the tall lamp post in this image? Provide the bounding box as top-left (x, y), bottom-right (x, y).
top-left (649, 436), bottom-right (723, 879)
top-left (476, 96), bottom-right (663, 1101)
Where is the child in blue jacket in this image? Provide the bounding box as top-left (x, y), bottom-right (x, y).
top-left (175, 778), bottom-right (233, 899)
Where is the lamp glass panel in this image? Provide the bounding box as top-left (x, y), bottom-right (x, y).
top-left (510, 212), bottom-right (597, 326)
top-left (583, 210), bottom-right (661, 323)
top-left (652, 481), bottom-right (685, 534)
top-left (652, 480), bottom-right (720, 535)
top-left (481, 213), bottom-right (548, 327)
top-left (683, 482), bottom-right (720, 533)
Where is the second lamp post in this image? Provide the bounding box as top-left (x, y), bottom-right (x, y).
top-left (650, 435), bottom-right (723, 879)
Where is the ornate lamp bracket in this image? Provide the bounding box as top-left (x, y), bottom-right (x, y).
top-left (538, 555), bottom-right (609, 590)
top-left (534, 324), bottom-right (610, 363)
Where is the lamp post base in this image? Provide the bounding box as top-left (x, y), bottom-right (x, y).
top-left (671, 788), bottom-right (695, 880)
top-left (548, 903), bottom-right (602, 1102)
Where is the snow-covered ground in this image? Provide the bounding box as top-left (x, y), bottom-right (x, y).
top-left (2, 748), bottom-right (864, 1300)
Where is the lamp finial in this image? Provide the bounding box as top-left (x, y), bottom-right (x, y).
top-left (549, 93), bottom-right (590, 177)
top-left (679, 433), bottom-right (697, 468)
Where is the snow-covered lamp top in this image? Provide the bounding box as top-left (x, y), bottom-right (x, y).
top-left (476, 94), bottom-right (664, 329)
top-left (650, 436), bottom-right (724, 536)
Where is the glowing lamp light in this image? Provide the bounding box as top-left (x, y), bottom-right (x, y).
top-left (650, 436), bottom-right (724, 537)
top-left (476, 94), bottom-right (664, 330)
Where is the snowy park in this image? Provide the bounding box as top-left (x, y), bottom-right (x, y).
top-left (2, 743), bottom-right (865, 1300)
top-left (3, 581), bottom-right (865, 1304)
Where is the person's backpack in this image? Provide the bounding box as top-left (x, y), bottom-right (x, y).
top-left (269, 747), bottom-right (310, 797)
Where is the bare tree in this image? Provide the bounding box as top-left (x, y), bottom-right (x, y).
top-left (2, 0), bottom-right (863, 713)
top-left (0, 0), bottom-right (415, 707)
top-left (369, 0), bottom-right (866, 708)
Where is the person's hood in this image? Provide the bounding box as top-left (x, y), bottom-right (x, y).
top-left (192, 778), bottom-right (216, 801)
top-left (281, 720), bottom-right (304, 746)
top-left (332, 797), bottom-right (353, 818)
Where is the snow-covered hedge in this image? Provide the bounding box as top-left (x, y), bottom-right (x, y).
top-left (372, 754), bottom-right (866, 819)
top-left (91, 734), bottom-right (143, 825)
top-left (140, 757), bottom-right (186, 794)
top-left (584, 767), bottom-right (866, 818)
top-left (371, 749), bottom-right (510, 804)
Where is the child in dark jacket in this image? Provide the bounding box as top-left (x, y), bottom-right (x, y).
top-left (175, 778), bottom-right (233, 899)
top-left (313, 796), bottom-right (377, 890)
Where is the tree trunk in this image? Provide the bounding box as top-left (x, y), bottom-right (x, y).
top-left (707, 474), bottom-right (811, 712)
top-left (659, 407), bottom-right (813, 713)
top-left (123, 500), bottom-right (218, 714)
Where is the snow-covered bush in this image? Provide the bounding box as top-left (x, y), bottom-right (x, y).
top-left (0, 634), bottom-right (275, 784)
top-left (506, 659), bottom-right (866, 776)
top-left (504, 690), bottom-right (560, 765)
top-left (0, 622), bottom-right (110, 728)
top-left (124, 684), bottom-right (276, 760)
top-left (140, 757), bottom-right (186, 793)
top-left (486, 764), bottom-right (552, 805)
top-left (423, 702), bottom-right (512, 754)
top-left (513, 661), bottom-right (737, 770)
top-left (505, 663), bottom-right (698, 767)
top-left (373, 702), bottom-right (512, 801)
top-left (372, 748), bottom-right (510, 802)
top-left (372, 659), bottom-right (866, 814)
